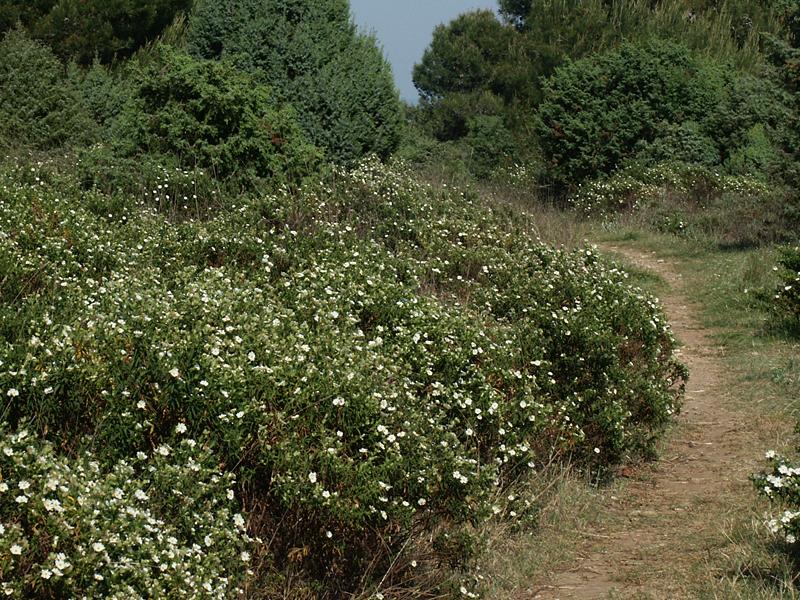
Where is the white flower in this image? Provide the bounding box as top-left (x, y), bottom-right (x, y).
top-left (6, 388), bottom-right (18, 397)
top-left (43, 498), bottom-right (62, 512)
top-left (234, 514), bottom-right (245, 529)
top-left (308, 471), bottom-right (317, 484)
top-left (15, 495), bottom-right (28, 504)
top-left (41, 569), bottom-right (52, 580)
top-left (92, 542), bottom-right (105, 553)
top-left (18, 480), bottom-right (30, 490)
top-left (241, 551), bottom-right (251, 562)
top-left (156, 445), bottom-right (171, 456)
top-left (136, 400), bottom-right (146, 409)
top-left (247, 351), bottom-right (256, 362)
top-left (175, 423), bottom-right (187, 434)
top-left (169, 367), bottom-right (180, 378)
top-left (134, 489), bottom-right (149, 501)
top-left (10, 544), bottom-right (22, 555)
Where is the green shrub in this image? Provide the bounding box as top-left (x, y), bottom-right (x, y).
top-left (0, 27), bottom-right (96, 149)
top-left (635, 122), bottom-right (720, 168)
top-left (186, 0), bottom-right (403, 164)
top-left (113, 46), bottom-right (322, 187)
top-left (0, 425), bottom-right (251, 599)
top-left (537, 40), bottom-right (788, 188)
top-left (0, 0), bottom-right (191, 64)
top-left (773, 246), bottom-right (800, 331)
top-left (464, 115), bottom-right (516, 178)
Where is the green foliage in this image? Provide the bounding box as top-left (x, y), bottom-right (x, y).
top-left (0, 0), bottom-right (54, 33)
top-left (0, 426), bottom-right (251, 598)
top-left (755, 444), bottom-right (800, 547)
top-left (536, 41), bottom-right (788, 187)
top-left (113, 46), bottom-right (321, 186)
top-left (464, 115), bottom-right (516, 178)
top-left (773, 246), bottom-right (800, 330)
top-left (0, 156), bottom-right (685, 594)
top-left (0, 0), bottom-right (191, 64)
top-left (413, 10), bottom-right (536, 106)
top-left (0, 27), bottom-right (96, 149)
top-left (636, 122), bottom-right (720, 168)
top-left (186, 0), bottom-right (403, 164)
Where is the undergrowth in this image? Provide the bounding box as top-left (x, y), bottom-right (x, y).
top-left (0, 156), bottom-right (685, 597)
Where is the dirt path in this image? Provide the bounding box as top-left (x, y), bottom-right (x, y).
top-left (526, 244), bottom-right (771, 599)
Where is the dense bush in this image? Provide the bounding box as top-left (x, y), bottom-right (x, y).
top-left (0, 0), bottom-right (191, 64)
top-left (0, 426), bottom-right (251, 599)
top-left (186, 0), bottom-right (403, 164)
top-left (773, 246), bottom-right (800, 330)
top-left (0, 28), bottom-right (96, 149)
top-left (569, 162), bottom-right (768, 217)
top-left (112, 46), bottom-right (321, 186)
top-left (755, 445), bottom-right (800, 546)
top-left (413, 10), bottom-right (536, 107)
top-left (536, 41), bottom-right (788, 187)
top-left (0, 156), bottom-right (685, 595)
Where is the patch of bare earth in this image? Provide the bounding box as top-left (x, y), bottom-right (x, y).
top-left (520, 245), bottom-right (785, 599)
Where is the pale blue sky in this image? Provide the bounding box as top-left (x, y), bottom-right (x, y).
top-left (349, 1), bottom-right (497, 103)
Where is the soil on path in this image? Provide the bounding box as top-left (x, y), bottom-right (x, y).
top-left (525, 244), bottom-right (776, 599)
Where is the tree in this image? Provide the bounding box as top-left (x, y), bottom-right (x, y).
top-left (114, 46), bottom-right (322, 184)
top-left (413, 10), bottom-right (534, 105)
top-left (0, 27), bottom-right (96, 149)
top-left (0, 0), bottom-right (191, 64)
top-left (535, 40), bottom-right (788, 187)
top-left (186, 0), bottom-right (403, 163)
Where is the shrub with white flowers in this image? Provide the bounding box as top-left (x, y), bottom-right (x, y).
top-left (773, 246), bottom-right (800, 332)
top-left (569, 162), bottom-right (767, 218)
top-left (755, 449), bottom-right (800, 546)
top-left (0, 425), bottom-right (251, 599)
top-left (0, 155), bottom-right (685, 594)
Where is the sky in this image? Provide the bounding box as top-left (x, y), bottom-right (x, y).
top-left (349, 1), bottom-right (497, 103)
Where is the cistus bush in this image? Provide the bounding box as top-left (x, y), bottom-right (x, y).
top-left (113, 46), bottom-right (322, 187)
top-left (0, 425), bottom-right (251, 599)
top-left (536, 40), bottom-right (788, 188)
top-left (0, 157), bottom-right (684, 595)
top-left (186, 0), bottom-right (403, 164)
top-left (773, 246), bottom-right (800, 331)
top-left (755, 446), bottom-right (800, 546)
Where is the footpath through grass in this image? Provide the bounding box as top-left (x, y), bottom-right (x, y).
top-left (480, 219), bottom-right (800, 598)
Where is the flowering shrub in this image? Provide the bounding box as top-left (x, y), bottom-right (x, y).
top-left (0, 156), bottom-right (685, 594)
top-left (755, 449), bottom-right (800, 546)
top-left (569, 162), bottom-right (768, 217)
top-left (773, 246), bottom-right (800, 331)
top-left (0, 425), bottom-right (251, 598)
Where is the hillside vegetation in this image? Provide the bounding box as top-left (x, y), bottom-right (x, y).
top-left (0, 0), bottom-right (798, 597)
